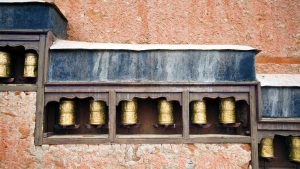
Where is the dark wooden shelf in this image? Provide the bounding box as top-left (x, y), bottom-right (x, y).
top-left (189, 134), bottom-right (251, 143)
top-left (259, 117), bottom-right (300, 123)
top-left (0, 84), bottom-right (37, 91)
top-left (43, 134), bottom-right (109, 144)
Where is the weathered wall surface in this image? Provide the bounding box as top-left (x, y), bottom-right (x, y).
top-left (0, 92), bottom-right (251, 169)
top-left (45, 0), bottom-right (299, 58)
top-left (43, 0), bottom-right (300, 73)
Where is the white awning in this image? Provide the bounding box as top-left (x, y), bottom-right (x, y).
top-left (50, 39), bottom-right (258, 51)
top-left (257, 74), bottom-right (300, 87)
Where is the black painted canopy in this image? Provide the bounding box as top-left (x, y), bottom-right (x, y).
top-left (0, 2), bottom-right (67, 38)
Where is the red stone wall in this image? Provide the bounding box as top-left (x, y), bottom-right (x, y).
top-left (45, 0), bottom-right (300, 73)
top-left (0, 92), bottom-right (251, 169)
top-left (1, 1), bottom-right (299, 169)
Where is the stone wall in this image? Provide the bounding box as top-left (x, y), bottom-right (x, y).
top-left (43, 0), bottom-right (300, 74)
top-left (1, 1), bottom-right (299, 168)
top-left (0, 92), bottom-right (251, 168)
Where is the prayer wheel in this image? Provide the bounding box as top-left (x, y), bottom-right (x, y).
top-left (24, 52), bottom-right (38, 77)
top-left (191, 100), bottom-right (207, 125)
top-left (89, 100), bottom-right (106, 125)
top-left (157, 99), bottom-right (174, 125)
top-left (219, 97), bottom-right (236, 124)
top-left (121, 99), bottom-right (138, 125)
top-left (260, 137), bottom-right (274, 158)
top-left (288, 136), bottom-right (300, 163)
top-left (0, 51), bottom-right (11, 78)
top-left (59, 99), bottom-right (75, 126)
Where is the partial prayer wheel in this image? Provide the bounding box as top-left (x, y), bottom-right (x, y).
top-left (191, 100), bottom-right (207, 125)
top-left (121, 99), bottom-right (138, 125)
top-left (157, 99), bottom-right (174, 125)
top-left (260, 137), bottom-right (274, 158)
top-left (59, 99), bottom-right (76, 126)
top-left (0, 51), bottom-right (11, 78)
top-left (219, 97), bottom-right (236, 124)
top-left (89, 100), bottom-right (106, 125)
top-left (24, 52), bottom-right (38, 77)
top-left (288, 136), bottom-right (300, 163)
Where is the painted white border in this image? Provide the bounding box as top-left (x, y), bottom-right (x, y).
top-left (257, 74), bottom-right (300, 87)
top-left (50, 39), bottom-right (257, 51)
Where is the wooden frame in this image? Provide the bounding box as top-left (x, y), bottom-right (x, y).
top-left (39, 82), bottom-right (260, 168)
top-left (6, 30), bottom-right (293, 169)
top-left (257, 84), bottom-right (300, 124)
top-left (0, 30), bottom-right (55, 145)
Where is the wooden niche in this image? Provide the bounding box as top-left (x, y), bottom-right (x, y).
top-left (45, 97), bottom-right (109, 136)
top-left (189, 96), bottom-right (250, 136)
top-left (116, 97), bottom-right (183, 138)
top-left (0, 46), bottom-right (38, 84)
top-left (259, 135), bottom-right (300, 169)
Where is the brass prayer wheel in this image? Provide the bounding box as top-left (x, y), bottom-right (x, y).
top-left (260, 138), bottom-right (274, 158)
top-left (191, 100), bottom-right (207, 125)
top-left (89, 100), bottom-right (106, 125)
top-left (288, 136), bottom-right (300, 163)
top-left (24, 52), bottom-right (38, 77)
top-left (59, 99), bottom-right (76, 126)
top-left (219, 97), bottom-right (236, 124)
top-left (157, 99), bottom-right (174, 125)
top-left (121, 99), bottom-right (138, 125)
top-left (0, 51), bottom-right (11, 78)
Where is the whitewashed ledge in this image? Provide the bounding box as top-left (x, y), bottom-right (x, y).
top-left (0, 0), bottom-right (46, 3)
top-left (257, 74), bottom-right (300, 87)
top-left (50, 40), bottom-right (258, 51)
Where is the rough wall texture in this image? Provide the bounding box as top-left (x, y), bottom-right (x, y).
top-left (42, 0), bottom-right (300, 73)
top-left (44, 0), bottom-right (299, 58)
top-left (0, 92), bottom-right (251, 169)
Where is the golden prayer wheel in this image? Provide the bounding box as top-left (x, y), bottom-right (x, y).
top-left (121, 99), bottom-right (138, 125)
top-left (260, 137), bottom-right (275, 158)
top-left (24, 52), bottom-right (38, 77)
top-left (59, 99), bottom-right (76, 126)
top-left (191, 100), bottom-right (207, 125)
top-left (157, 99), bottom-right (174, 125)
top-left (288, 136), bottom-right (300, 163)
top-left (89, 100), bottom-right (106, 125)
top-left (219, 97), bottom-right (236, 124)
top-left (0, 51), bottom-right (11, 78)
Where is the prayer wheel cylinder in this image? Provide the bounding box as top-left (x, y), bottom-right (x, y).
top-left (0, 51), bottom-right (11, 78)
top-left (121, 99), bottom-right (138, 125)
top-left (289, 136), bottom-right (300, 163)
top-left (260, 137), bottom-right (275, 158)
top-left (89, 100), bottom-right (106, 125)
top-left (59, 99), bottom-right (76, 126)
top-left (191, 100), bottom-right (207, 125)
top-left (219, 97), bottom-right (236, 124)
top-left (24, 52), bottom-right (38, 77)
top-left (157, 99), bottom-right (174, 125)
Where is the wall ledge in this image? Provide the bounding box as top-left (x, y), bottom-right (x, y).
top-left (50, 39), bottom-right (258, 51)
top-left (257, 74), bottom-right (300, 87)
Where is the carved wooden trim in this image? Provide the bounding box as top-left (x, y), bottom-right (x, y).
top-left (257, 131), bottom-right (300, 141)
top-left (189, 92), bottom-right (249, 104)
top-left (116, 92), bottom-right (182, 105)
top-left (0, 42), bottom-right (40, 51)
top-left (44, 92), bottom-right (109, 105)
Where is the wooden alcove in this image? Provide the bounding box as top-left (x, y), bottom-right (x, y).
top-left (0, 45), bottom-right (38, 84)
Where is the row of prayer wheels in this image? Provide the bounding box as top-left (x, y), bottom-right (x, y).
top-left (121, 97), bottom-right (237, 125)
top-left (260, 137), bottom-right (300, 163)
top-left (57, 97), bottom-right (238, 126)
top-left (121, 99), bottom-right (174, 125)
top-left (192, 97), bottom-right (236, 125)
top-left (0, 51), bottom-right (38, 78)
top-left (58, 99), bottom-right (106, 126)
